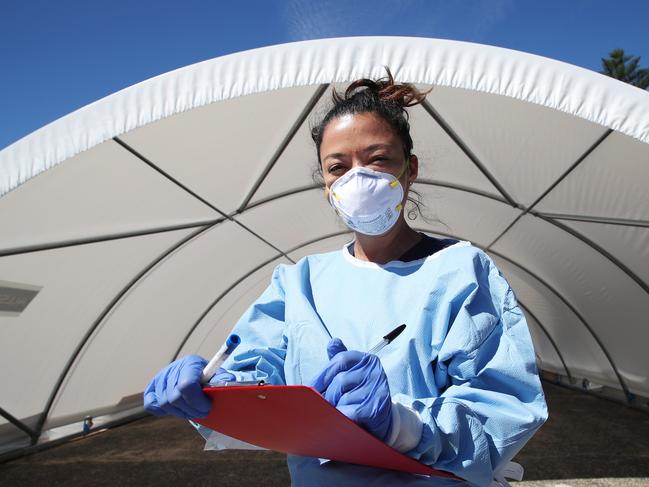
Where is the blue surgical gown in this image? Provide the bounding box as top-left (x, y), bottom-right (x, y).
top-left (217, 240), bottom-right (548, 486)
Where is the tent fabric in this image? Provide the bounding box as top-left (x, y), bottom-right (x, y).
top-left (2, 36), bottom-right (649, 198)
top-left (1, 36), bottom-right (648, 455)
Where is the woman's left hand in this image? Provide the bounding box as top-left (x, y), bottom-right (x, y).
top-left (310, 338), bottom-right (393, 441)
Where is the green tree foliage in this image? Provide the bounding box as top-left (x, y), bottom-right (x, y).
top-left (600, 48), bottom-right (649, 90)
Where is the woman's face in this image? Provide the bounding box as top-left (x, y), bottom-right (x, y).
top-left (319, 112), bottom-right (418, 199)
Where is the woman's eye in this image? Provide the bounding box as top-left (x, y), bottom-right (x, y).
top-left (328, 164), bottom-right (346, 174)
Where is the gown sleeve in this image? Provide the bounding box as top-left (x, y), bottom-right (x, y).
top-left (392, 252), bottom-right (548, 486)
top-left (218, 265), bottom-right (288, 385)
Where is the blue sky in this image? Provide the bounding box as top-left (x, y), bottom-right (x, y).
top-left (1, 0), bottom-right (648, 150)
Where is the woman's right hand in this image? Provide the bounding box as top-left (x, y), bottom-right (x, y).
top-left (310, 338), bottom-right (393, 441)
top-left (143, 355), bottom-right (233, 419)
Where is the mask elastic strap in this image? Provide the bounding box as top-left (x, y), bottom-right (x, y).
top-left (389, 158), bottom-right (410, 188)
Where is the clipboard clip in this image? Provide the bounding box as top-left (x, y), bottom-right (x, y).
top-left (211, 379), bottom-right (266, 388)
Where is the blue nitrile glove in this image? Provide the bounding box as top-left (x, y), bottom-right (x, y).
top-left (208, 368), bottom-right (237, 385)
top-left (310, 338), bottom-right (393, 441)
top-left (143, 355), bottom-right (234, 419)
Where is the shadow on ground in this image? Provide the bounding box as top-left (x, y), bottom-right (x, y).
top-left (1, 382), bottom-right (648, 486)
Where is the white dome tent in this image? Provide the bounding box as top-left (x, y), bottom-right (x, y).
top-left (1, 36), bottom-right (648, 459)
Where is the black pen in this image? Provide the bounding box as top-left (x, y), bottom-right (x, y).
top-left (367, 324), bottom-right (406, 354)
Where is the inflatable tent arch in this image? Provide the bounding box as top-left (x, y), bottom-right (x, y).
top-left (1, 36), bottom-right (648, 458)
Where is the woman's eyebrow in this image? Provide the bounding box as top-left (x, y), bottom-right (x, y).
top-left (322, 152), bottom-right (347, 162)
top-left (364, 143), bottom-right (393, 152)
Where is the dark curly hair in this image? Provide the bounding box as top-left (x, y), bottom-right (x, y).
top-left (311, 68), bottom-right (429, 162)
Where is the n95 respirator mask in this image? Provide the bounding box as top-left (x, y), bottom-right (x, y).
top-left (328, 166), bottom-right (406, 236)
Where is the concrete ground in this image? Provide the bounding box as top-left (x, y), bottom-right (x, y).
top-left (1, 382), bottom-right (648, 486)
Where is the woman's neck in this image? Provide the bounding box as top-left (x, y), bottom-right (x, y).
top-left (353, 220), bottom-right (421, 264)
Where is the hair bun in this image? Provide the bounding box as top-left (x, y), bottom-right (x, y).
top-left (336, 67), bottom-right (430, 108)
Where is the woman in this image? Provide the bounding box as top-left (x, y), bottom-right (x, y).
top-left (144, 71), bottom-right (548, 486)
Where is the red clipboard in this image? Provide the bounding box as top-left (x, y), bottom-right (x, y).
top-left (194, 385), bottom-right (459, 479)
